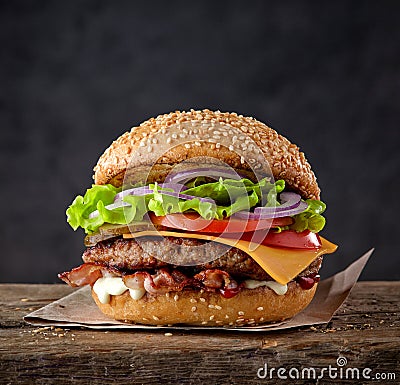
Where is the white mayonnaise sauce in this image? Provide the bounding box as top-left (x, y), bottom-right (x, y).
top-left (243, 279), bottom-right (288, 295)
top-left (93, 277), bottom-right (146, 304)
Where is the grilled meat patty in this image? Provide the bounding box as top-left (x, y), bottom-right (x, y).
top-left (82, 237), bottom-right (323, 281)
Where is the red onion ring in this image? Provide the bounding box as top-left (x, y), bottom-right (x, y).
top-left (255, 192), bottom-right (301, 213)
top-left (165, 167), bottom-right (245, 184)
top-left (89, 188), bottom-right (214, 219)
top-left (233, 193), bottom-right (308, 220)
top-left (157, 190), bottom-right (215, 204)
top-left (114, 183), bottom-right (187, 202)
top-left (89, 201), bottom-right (131, 219)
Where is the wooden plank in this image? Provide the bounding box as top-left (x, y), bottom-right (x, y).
top-left (0, 282), bottom-right (399, 384)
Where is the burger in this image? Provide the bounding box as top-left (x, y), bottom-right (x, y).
top-left (59, 109), bottom-right (337, 326)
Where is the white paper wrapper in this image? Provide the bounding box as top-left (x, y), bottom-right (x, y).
top-left (24, 249), bottom-right (373, 332)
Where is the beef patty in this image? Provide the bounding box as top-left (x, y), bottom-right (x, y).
top-left (82, 236), bottom-right (323, 281)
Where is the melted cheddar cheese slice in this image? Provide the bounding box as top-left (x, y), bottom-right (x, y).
top-left (123, 231), bottom-right (337, 285)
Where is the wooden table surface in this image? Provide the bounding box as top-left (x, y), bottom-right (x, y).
top-left (0, 282), bottom-right (398, 384)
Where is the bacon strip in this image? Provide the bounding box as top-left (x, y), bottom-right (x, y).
top-left (194, 269), bottom-right (233, 289)
top-left (123, 269), bottom-right (193, 295)
top-left (57, 262), bottom-right (120, 287)
top-left (59, 263), bottom-right (239, 295)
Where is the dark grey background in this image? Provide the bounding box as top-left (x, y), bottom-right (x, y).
top-left (1, 0), bottom-right (399, 283)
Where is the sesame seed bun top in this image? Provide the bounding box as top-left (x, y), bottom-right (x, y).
top-left (93, 109), bottom-right (320, 200)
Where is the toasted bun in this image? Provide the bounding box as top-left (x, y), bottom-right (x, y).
top-left (93, 110), bottom-right (320, 200)
top-left (92, 282), bottom-right (317, 326)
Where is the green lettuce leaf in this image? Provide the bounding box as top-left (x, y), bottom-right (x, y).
top-left (184, 178), bottom-right (282, 205)
top-left (66, 184), bottom-right (121, 233)
top-left (66, 178), bottom-right (326, 234)
top-left (147, 184), bottom-right (216, 220)
top-left (290, 199), bottom-right (326, 233)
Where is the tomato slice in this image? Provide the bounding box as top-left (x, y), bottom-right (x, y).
top-left (238, 229), bottom-right (321, 249)
top-left (150, 213), bottom-right (293, 233)
top-left (150, 213), bottom-right (320, 249)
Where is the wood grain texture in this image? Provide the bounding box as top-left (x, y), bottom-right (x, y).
top-left (0, 282), bottom-right (399, 384)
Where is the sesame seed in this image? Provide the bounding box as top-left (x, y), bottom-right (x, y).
top-left (165, 292), bottom-right (170, 298)
top-left (201, 321), bottom-right (208, 325)
top-left (194, 141), bottom-right (201, 146)
top-left (174, 294), bottom-right (179, 301)
top-left (216, 143), bottom-right (221, 149)
top-left (238, 311), bottom-right (244, 316)
top-left (259, 317), bottom-right (265, 322)
top-left (257, 306), bottom-right (264, 311)
top-left (215, 320), bottom-right (223, 324)
top-left (190, 298), bottom-right (197, 303)
top-left (179, 133), bottom-right (186, 138)
top-left (172, 133), bottom-right (177, 139)
top-left (222, 132), bottom-right (228, 137)
top-left (161, 128), bottom-right (166, 134)
top-left (200, 289), bottom-right (204, 294)
top-left (240, 156), bottom-right (245, 164)
top-left (182, 128), bottom-right (188, 134)
top-left (166, 137), bottom-right (172, 144)
top-left (164, 333), bottom-right (173, 337)
top-left (225, 315), bottom-right (229, 319)
top-left (152, 138), bottom-right (158, 144)
top-left (215, 305), bottom-right (222, 310)
top-left (142, 317), bottom-right (148, 321)
top-left (199, 297), bottom-right (206, 302)
top-left (208, 304), bottom-right (215, 309)
top-left (213, 130), bottom-right (220, 135)
top-left (152, 315), bottom-right (160, 321)
top-left (209, 315), bottom-right (215, 321)
top-left (147, 145), bottom-right (152, 153)
top-left (184, 143), bottom-right (191, 149)
top-left (139, 141), bottom-right (145, 147)
top-left (229, 145), bottom-right (234, 151)
top-left (191, 306), bottom-right (197, 312)
top-left (229, 322), bottom-right (234, 326)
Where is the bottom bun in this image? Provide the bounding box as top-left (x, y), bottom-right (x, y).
top-left (92, 282), bottom-right (317, 326)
